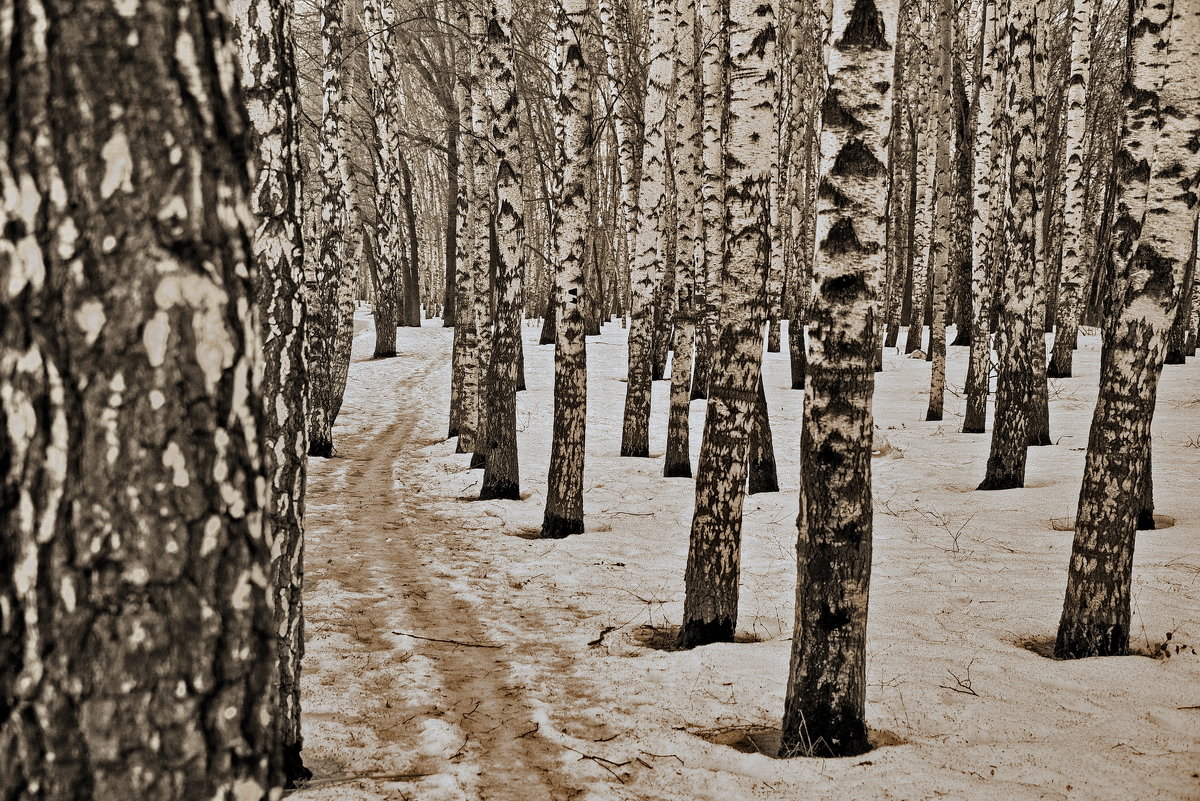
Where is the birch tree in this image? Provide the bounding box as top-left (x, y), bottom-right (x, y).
top-left (1047, 0), bottom-right (1095, 377)
top-left (978, 0), bottom-right (1038, 490)
top-left (621, 0), bottom-right (673, 457)
top-left (665, 0), bottom-right (704, 478)
top-left (543, 0), bottom-right (592, 537)
top-left (780, 0), bottom-right (896, 758)
top-left (479, 0), bottom-right (525, 500)
top-left (308, 0), bottom-right (356, 457)
top-left (231, 0), bottom-right (310, 783)
top-left (963, 0), bottom-right (1007, 433)
top-left (365, 0), bottom-right (406, 358)
top-left (1, 1), bottom-right (278, 796)
top-left (1056, 0), bottom-right (1198, 659)
top-left (678, 0), bottom-right (775, 649)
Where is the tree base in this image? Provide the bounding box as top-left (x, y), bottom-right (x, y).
top-left (977, 474), bottom-right (1023, 491)
top-left (778, 719), bottom-right (871, 759)
top-left (469, 452), bottom-right (486, 469)
top-left (309, 440), bottom-right (334, 458)
top-left (961, 424), bottom-right (985, 434)
top-left (447, 424), bottom-right (460, 439)
top-left (480, 480), bottom-right (520, 501)
top-left (1046, 365), bottom-right (1072, 379)
top-left (373, 350), bottom-right (397, 359)
top-left (1054, 622), bottom-right (1128, 659)
top-left (620, 444), bottom-right (650, 458)
top-left (1164, 351), bottom-right (1186, 365)
top-left (283, 741), bottom-right (312, 789)
top-left (676, 616), bottom-right (735, 649)
top-left (1136, 509), bottom-right (1156, 530)
top-left (925, 410), bottom-right (943, 422)
top-left (664, 461), bottom-right (693, 478)
top-left (690, 387), bottom-right (708, 400)
top-left (747, 461), bottom-right (779, 494)
top-left (540, 513), bottom-right (584, 539)
top-left (791, 380), bottom-right (805, 390)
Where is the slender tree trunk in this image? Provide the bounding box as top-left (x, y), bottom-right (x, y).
top-left (365, 0), bottom-right (403, 359)
top-left (1047, 0), bottom-right (1093, 377)
top-left (692, 0), bottom-right (730, 400)
top-left (479, 0), bottom-right (524, 500)
top-left (665, 0), bottom-right (703, 478)
top-left (308, 0), bottom-right (354, 457)
top-left (780, 0), bottom-right (895, 759)
top-left (0, 1), bottom-right (279, 796)
top-left (1056, 0), bottom-right (1197, 659)
top-left (963, 0), bottom-right (1007, 433)
top-left (678, 0), bottom-right (774, 649)
top-left (746, 375), bottom-right (779, 494)
top-left (543, 0), bottom-right (592, 537)
top-left (451, 77), bottom-right (480, 448)
top-left (621, 0), bottom-right (673, 456)
top-left (926, 0), bottom-right (954, 421)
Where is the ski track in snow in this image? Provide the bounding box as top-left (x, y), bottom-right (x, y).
top-left (291, 314), bottom-right (1200, 801)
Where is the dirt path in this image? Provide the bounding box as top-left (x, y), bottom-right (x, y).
top-left (296, 352), bottom-right (588, 801)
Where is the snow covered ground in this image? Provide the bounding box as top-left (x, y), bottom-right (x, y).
top-left (292, 313), bottom-right (1199, 801)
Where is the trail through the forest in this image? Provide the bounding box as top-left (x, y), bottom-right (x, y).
top-left (296, 335), bottom-right (593, 801)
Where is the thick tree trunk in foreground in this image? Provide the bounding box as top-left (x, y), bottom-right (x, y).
top-left (231, 0), bottom-right (310, 784)
top-left (543, 0), bottom-right (592, 537)
top-left (479, 0), bottom-right (524, 501)
top-left (678, 0), bottom-right (775, 650)
top-left (0, 2), bottom-right (278, 797)
top-left (780, 0), bottom-right (895, 759)
top-left (1056, 0), bottom-right (1197, 659)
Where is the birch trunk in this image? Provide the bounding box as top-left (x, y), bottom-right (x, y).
top-left (780, 0), bottom-right (895, 758)
top-left (543, 0), bottom-right (592, 536)
top-left (665, 0), bottom-right (704, 478)
top-left (308, 0), bottom-right (355, 457)
top-left (230, 0), bottom-right (310, 783)
top-left (365, 0), bottom-right (404, 358)
top-left (479, 0), bottom-right (524, 500)
top-left (678, 0), bottom-right (775, 649)
top-left (925, 0), bottom-right (954, 421)
top-left (1056, 0), bottom-right (1197, 659)
top-left (0, 1), bottom-right (278, 795)
top-left (978, 0), bottom-right (1037, 490)
top-left (621, 0), bottom-right (674, 455)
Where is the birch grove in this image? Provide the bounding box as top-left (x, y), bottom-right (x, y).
top-left (5, 0), bottom-right (1200, 793)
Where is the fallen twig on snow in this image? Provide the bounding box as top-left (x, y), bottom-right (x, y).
top-left (391, 630), bottom-right (503, 648)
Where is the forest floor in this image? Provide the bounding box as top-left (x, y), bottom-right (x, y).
top-left (290, 313), bottom-right (1200, 801)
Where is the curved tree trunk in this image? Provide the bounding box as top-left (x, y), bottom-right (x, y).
top-left (1, 1), bottom-right (278, 796)
top-left (1056, 0), bottom-right (1197, 659)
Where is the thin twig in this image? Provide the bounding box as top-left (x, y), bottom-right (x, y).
top-left (392, 630), bottom-right (503, 648)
